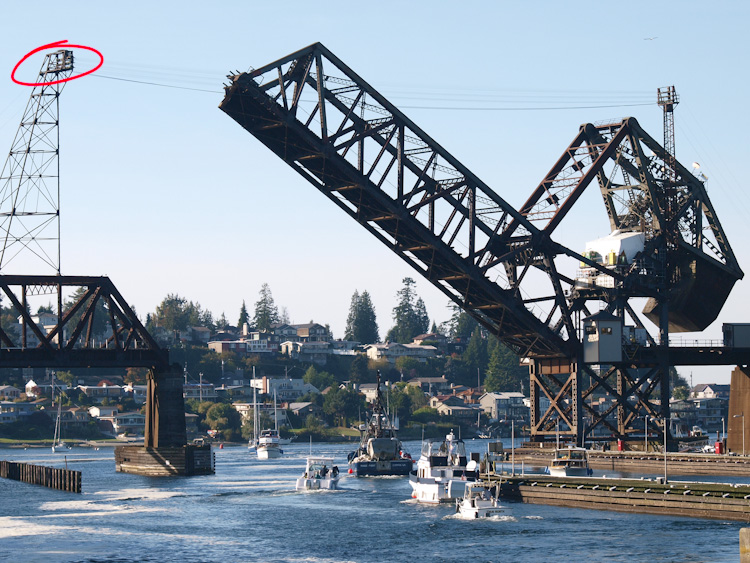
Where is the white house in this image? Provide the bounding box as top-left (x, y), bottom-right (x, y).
top-left (479, 392), bottom-right (527, 421)
top-left (364, 343), bottom-right (437, 363)
top-left (0, 385), bottom-right (21, 400)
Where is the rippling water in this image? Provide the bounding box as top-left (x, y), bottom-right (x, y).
top-left (0, 440), bottom-right (743, 562)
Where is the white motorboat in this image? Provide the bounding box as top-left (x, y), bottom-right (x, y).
top-left (296, 457), bottom-right (341, 490)
top-left (409, 430), bottom-right (478, 503)
top-left (257, 428), bottom-right (282, 459)
top-left (455, 482), bottom-right (503, 519)
top-left (547, 446), bottom-right (592, 477)
top-left (256, 389), bottom-right (283, 459)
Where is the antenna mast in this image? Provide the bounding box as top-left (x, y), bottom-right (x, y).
top-left (0, 48), bottom-right (74, 274)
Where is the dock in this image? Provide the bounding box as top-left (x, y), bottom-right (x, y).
top-left (512, 448), bottom-right (750, 476)
top-left (0, 460), bottom-right (81, 493)
top-left (492, 474), bottom-right (750, 522)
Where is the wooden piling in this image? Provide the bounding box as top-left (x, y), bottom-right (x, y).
top-left (0, 460), bottom-right (81, 493)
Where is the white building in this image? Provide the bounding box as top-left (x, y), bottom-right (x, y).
top-left (479, 392), bottom-right (527, 421)
top-left (364, 343), bottom-right (437, 363)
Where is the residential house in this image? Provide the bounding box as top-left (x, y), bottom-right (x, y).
top-left (407, 375), bottom-right (451, 395)
top-left (187, 326), bottom-right (211, 345)
top-left (0, 401), bottom-right (35, 423)
top-left (88, 405), bottom-right (119, 418)
top-left (250, 377), bottom-right (319, 402)
top-left (280, 340), bottom-right (330, 365)
top-left (77, 383), bottom-right (123, 402)
top-left (690, 384), bottom-right (730, 400)
top-left (293, 323), bottom-right (328, 342)
top-left (479, 392), bottom-right (527, 421)
top-left (208, 340), bottom-right (248, 355)
top-left (183, 383), bottom-right (217, 401)
top-left (0, 385), bottom-right (21, 400)
top-left (270, 324), bottom-right (299, 342)
top-left (412, 332), bottom-right (447, 348)
top-left (364, 342), bottom-right (437, 363)
top-left (288, 402), bottom-right (323, 418)
top-left (112, 412), bottom-right (146, 436)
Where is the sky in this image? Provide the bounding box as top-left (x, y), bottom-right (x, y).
top-left (1, 1), bottom-right (748, 385)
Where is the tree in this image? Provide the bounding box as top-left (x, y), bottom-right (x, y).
top-left (323, 387), bottom-right (363, 427)
top-left (483, 337), bottom-right (526, 393)
top-left (344, 290), bottom-right (379, 344)
top-left (386, 277), bottom-right (429, 343)
top-left (152, 294), bottom-right (214, 333)
top-left (64, 287), bottom-right (109, 337)
top-left (204, 402), bottom-right (242, 441)
top-left (253, 283), bottom-right (280, 332)
top-left (463, 327), bottom-right (489, 380)
top-left (349, 354), bottom-right (370, 383)
top-left (238, 300), bottom-right (249, 329)
top-left (303, 365), bottom-right (336, 392)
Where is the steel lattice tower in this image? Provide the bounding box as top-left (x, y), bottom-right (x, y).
top-left (0, 49), bottom-right (74, 274)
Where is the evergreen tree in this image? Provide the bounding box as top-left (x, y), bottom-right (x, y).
top-left (238, 300), bottom-right (249, 329)
top-left (253, 283), bottom-right (280, 332)
top-left (344, 290), bottom-right (379, 344)
top-left (386, 277), bottom-right (430, 343)
top-left (440, 303), bottom-right (478, 341)
top-left (483, 337), bottom-right (526, 392)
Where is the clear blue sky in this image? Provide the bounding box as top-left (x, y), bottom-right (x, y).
top-left (1, 1), bottom-right (748, 385)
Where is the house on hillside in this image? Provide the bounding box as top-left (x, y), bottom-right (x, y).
top-left (280, 340), bottom-right (330, 365)
top-left (293, 323), bottom-right (328, 342)
top-left (690, 384), bottom-right (730, 400)
top-left (479, 392), bottom-right (526, 421)
top-left (407, 375), bottom-right (451, 395)
top-left (0, 385), bottom-right (21, 400)
top-left (364, 342), bottom-right (437, 363)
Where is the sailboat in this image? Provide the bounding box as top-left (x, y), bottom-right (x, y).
top-left (257, 389), bottom-right (282, 460)
top-left (51, 378), bottom-right (70, 453)
top-left (248, 369), bottom-right (258, 451)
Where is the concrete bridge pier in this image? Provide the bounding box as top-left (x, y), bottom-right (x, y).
top-left (115, 365), bottom-right (214, 476)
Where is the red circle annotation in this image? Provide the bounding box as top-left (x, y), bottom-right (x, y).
top-left (11, 40), bottom-right (103, 87)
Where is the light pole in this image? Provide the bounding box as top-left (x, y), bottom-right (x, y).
top-left (644, 414), bottom-right (649, 453)
top-left (734, 413), bottom-right (745, 456)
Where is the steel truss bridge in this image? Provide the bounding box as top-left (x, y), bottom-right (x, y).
top-left (220, 43), bottom-right (747, 448)
top-left (0, 276), bottom-right (186, 448)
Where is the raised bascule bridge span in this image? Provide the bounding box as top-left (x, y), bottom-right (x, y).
top-left (219, 42), bottom-right (750, 450)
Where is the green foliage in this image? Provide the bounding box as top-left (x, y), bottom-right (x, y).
top-left (253, 283), bottom-right (280, 332)
top-left (344, 290), bottom-right (379, 344)
top-left (303, 366), bottom-right (336, 392)
top-left (483, 337), bottom-right (526, 392)
top-left (322, 387), bottom-right (363, 426)
top-left (386, 278), bottom-right (429, 343)
top-left (151, 293), bottom-right (214, 332)
top-left (238, 300), bottom-right (249, 329)
top-left (410, 407), bottom-right (440, 424)
top-left (672, 386), bottom-right (690, 400)
top-left (64, 287), bottom-right (109, 336)
top-left (349, 354), bottom-right (370, 383)
top-left (204, 403), bottom-right (242, 438)
top-left (463, 328), bottom-right (488, 374)
top-left (441, 305), bottom-right (478, 340)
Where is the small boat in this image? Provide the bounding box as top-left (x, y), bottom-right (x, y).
top-left (257, 389), bottom-right (283, 459)
top-left (409, 430), bottom-right (479, 503)
top-left (547, 446), bottom-right (592, 477)
top-left (51, 380), bottom-right (70, 453)
top-left (455, 482), bottom-right (502, 519)
top-left (347, 371), bottom-right (413, 477)
top-left (257, 428), bottom-right (282, 459)
top-left (296, 457), bottom-right (341, 490)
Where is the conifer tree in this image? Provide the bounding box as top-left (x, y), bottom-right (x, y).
top-left (238, 300), bottom-right (249, 329)
top-left (386, 277), bottom-right (430, 343)
top-left (253, 283), bottom-right (280, 332)
top-left (344, 289), bottom-right (379, 344)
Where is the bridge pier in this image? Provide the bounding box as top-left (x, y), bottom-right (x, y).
top-left (116, 364), bottom-right (214, 476)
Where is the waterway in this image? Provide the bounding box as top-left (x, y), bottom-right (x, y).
top-left (0, 439), bottom-right (744, 562)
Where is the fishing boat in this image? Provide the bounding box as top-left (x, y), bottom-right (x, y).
top-left (296, 457), bottom-right (341, 490)
top-left (547, 446), bottom-right (592, 477)
top-left (455, 482), bottom-right (502, 519)
top-left (409, 429), bottom-right (478, 503)
top-left (347, 372), bottom-right (413, 476)
top-left (257, 390), bottom-right (282, 460)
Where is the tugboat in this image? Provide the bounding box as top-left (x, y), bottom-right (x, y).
top-left (347, 372), bottom-right (413, 476)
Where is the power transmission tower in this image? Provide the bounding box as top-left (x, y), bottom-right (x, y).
top-left (0, 48), bottom-right (74, 274)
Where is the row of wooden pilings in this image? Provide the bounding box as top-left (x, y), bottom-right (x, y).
top-left (0, 460), bottom-right (81, 493)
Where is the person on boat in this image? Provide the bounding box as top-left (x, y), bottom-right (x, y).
top-left (331, 466), bottom-right (339, 477)
top-left (321, 465), bottom-right (329, 477)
